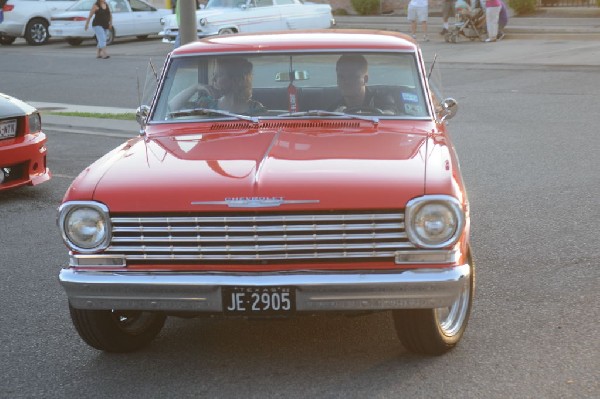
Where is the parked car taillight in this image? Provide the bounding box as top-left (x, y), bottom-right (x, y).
top-left (3, 4), bottom-right (14, 11)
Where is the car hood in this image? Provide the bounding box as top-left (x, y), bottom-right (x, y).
top-left (67, 122), bottom-right (436, 213)
top-left (0, 93), bottom-right (35, 117)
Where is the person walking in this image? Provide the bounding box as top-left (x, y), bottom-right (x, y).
top-left (84, 0), bottom-right (112, 58)
top-left (440, 0), bottom-right (456, 35)
top-left (407, 0), bottom-right (429, 42)
top-left (484, 0), bottom-right (501, 42)
top-left (497, 0), bottom-right (509, 40)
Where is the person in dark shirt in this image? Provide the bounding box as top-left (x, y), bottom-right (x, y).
top-left (84, 0), bottom-right (112, 59)
top-left (330, 54), bottom-right (396, 115)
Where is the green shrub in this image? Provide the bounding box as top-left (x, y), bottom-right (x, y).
top-left (332, 8), bottom-right (349, 16)
top-left (508, 0), bottom-right (537, 15)
top-left (351, 0), bottom-right (380, 15)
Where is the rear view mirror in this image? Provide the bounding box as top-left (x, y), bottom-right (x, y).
top-left (275, 70), bottom-right (309, 82)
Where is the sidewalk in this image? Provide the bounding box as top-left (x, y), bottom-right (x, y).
top-left (334, 8), bottom-right (600, 39)
top-left (35, 102), bottom-right (139, 138)
top-left (36, 7), bottom-right (600, 138)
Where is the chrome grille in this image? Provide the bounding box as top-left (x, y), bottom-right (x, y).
top-left (107, 211), bottom-right (413, 262)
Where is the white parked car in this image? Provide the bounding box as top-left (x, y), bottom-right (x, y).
top-left (159, 0), bottom-right (335, 43)
top-left (49, 0), bottom-right (170, 46)
top-left (0, 0), bottom-right (78, 45)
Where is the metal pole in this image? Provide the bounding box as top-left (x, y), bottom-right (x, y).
top-left (179, 0), bottom-right (197, 46)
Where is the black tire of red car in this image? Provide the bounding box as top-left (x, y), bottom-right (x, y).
top-left (24, 18), bottom-right (49, 45)
top-left (66, 38), bottom-right (84, 46)
top-left (0, 34), bottom-right (16, 45)
top-left (94, 27), bottom-right (115, 46)
top-left (68, 304), bottom-right (167, 353)
top-left (393, 248), bottom-right (475, 356)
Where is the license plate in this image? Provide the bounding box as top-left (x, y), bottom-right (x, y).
top-left (222, 286), bottom-right (296, 315)
top-left (0, 119), bottom-right (17, 139)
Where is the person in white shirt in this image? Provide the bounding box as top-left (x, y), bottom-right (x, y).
top-left (407, 0), bottom-right (429, 41)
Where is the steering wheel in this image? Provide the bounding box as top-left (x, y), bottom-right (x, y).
top-left (344, 106), bottom-right (384, 115)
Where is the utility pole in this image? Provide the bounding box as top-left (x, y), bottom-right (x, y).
top-left (179, 0), bottom-right (197, 46)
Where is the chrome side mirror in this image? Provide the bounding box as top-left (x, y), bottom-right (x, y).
top-left (136, 105), bottom-right (150, 133)
top-left (440, 98), bottom-right (458, 121)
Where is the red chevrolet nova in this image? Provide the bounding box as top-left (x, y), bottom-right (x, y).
top-left (58, 30), bottom-right (473, 355)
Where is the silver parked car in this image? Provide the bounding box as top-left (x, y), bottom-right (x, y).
top-left (0, 0), bottom-right (77, 45)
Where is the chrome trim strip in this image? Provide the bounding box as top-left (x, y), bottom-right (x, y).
top-left (112, 213), bottom-right (404, 223)
top-left (107, 211), bottom-right (411, 261)
top-left (60, 264), bottom-right (470, 312)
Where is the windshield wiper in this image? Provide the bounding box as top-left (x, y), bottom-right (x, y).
top-left (278, 109), bottom-right (379, 125)
top-left (168, 107), bottom-right (259, 123)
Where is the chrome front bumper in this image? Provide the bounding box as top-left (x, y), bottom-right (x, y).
top-left (60, 264), bottom-right (470, 312)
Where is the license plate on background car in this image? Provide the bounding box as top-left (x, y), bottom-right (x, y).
top-left (0, 119), bottom-right (17, 139)
top-left (222, 286), bottom-right (296, 315)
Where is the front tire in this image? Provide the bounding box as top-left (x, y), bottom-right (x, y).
top-left (393, 249), bottom-right (475, 355)
top-left (25, 18), bottom-right (49, 45)
top-left (218, 28), bottom-right (236, 35)
top-left (69, 304), bottom-right (166, 353)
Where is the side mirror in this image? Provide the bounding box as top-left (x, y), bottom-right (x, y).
top-left (440, 98), bottom-right (458, 121)
top-left (136, 105), bottom-right (150, 133)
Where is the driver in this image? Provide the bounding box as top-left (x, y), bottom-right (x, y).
top-left (330, 54), bottom-right (397, 114)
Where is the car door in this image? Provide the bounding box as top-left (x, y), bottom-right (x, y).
top-left (127, 0), bottom-right (160, 35)
top-left (239, 0), bottom-right (284, 33)
top-left (107, 0), bottom-right (134, 36)
top-left (275, 0), bottom-right (316, 30)
top-left (45, 0), bottom-right (79, 14)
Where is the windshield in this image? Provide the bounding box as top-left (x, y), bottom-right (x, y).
top-left (150, 52), bottom-right (430, 122)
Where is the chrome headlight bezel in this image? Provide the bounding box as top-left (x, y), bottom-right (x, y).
top-left (405, 195), bottom-right (465, 249)
top-left (58, 201), bottom-right (111, 254)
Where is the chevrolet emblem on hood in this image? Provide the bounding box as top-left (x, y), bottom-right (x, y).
top-left (192, 197), bottom-right (320, 208)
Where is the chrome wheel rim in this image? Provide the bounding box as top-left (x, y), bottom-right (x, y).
top-left (31, 23), bottom-right (47, 43)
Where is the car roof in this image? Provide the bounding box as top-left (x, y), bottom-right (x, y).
top-left (171, 30), bottom-right (419, 56)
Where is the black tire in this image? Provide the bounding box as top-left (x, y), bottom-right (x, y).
top-left (0, 34), bottom-right (16, 45)
top-left (393, 249), bottom-right (475, 355)
top-left (69, 303), bottom-right (166, 353)
top-left (24, 18), bottom-right (49, 45)
top-left (66, 38), bottom-right (84, 46)
top-left (136, 35), bottom-right (148, 40)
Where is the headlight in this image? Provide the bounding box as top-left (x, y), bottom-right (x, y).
top-left (405, 195), bottom-right (465, 248)
top-left (27, 112), bottom-right (42, 134)
top-left (58, 201), bottom-right (111, 253)
top-left (160, 17), bottom-right (165, 25)
top-left (199, 18), bottom-right (206, 26)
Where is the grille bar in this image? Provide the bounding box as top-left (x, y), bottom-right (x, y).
top-left (107, 212), bottom-right (413, 262)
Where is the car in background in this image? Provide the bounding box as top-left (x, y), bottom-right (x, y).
top-left (0, 0), bottom-right (77, 45)
top-left (159, 0), bottom-right (334, 43)
top-left (49, 0), bottom-right (170, 46)
top-left (57, 30), bottom-right (473, 356)
top-left (0, 93), bottom-right (50, 190)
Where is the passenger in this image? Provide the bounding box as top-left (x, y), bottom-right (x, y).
top-left (169, 57), bottom-right (265, 115)
top-left (330, 54), bottom-right (396, 114)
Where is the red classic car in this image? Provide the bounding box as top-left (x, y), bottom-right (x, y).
top-left (57, 30), bottom-right (473, 355)
top-left (0, 93), bottom-right (50, 190)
